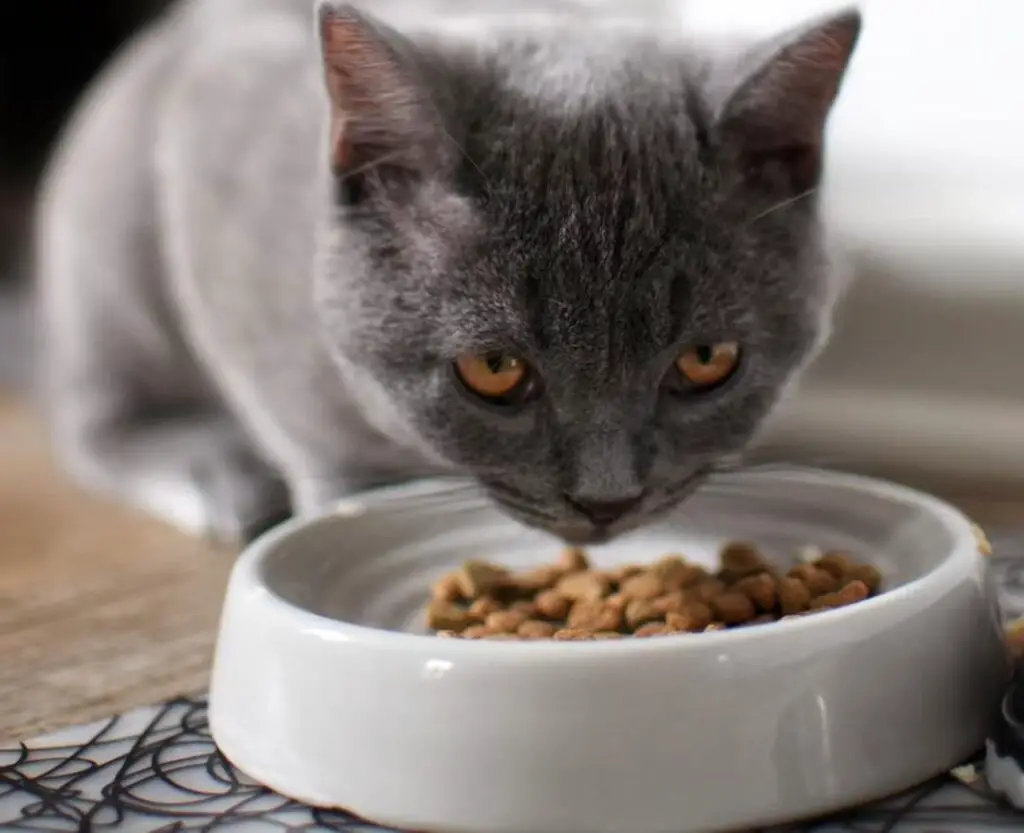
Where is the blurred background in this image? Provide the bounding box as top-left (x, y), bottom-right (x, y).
top-left (1, 0), bottom-right (1021, 496)
top-left (0, 0), bottom-right (170, 385)
top-left (0, 0), bottom-right (1022, 740)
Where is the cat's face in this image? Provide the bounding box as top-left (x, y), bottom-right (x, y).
top-left (315, 3), bottom-right (860, 543)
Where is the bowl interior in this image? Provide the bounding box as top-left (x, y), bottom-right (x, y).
top-left (259, 471), bottom-right (961, 634)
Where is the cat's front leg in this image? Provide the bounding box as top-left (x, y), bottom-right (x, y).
top-left (58, 406), bottom-right (293, 545)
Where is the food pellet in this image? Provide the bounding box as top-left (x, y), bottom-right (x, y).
top-left (620, 572), bottom-right (665, 601)
top-left (735, 573), bottom-right (776, 611)
top-left (710, 592), bottom-right (757, 625)
top-left (808, 579), bottom-right (870, 610)
top-left (425, 599), bottom-right (475, 632)
top-left (634, 622), bottom-right (674, 638)
top-left (455, 561), bottom-right (508, 598)
top-left (555, 571), bottom-right (610, 603)
top-left (518, 620), bottom-right (557, 639)
top-left (553, 628), bottom-right (597, 641)
top-left (624, 598), bottom-right (661, 630)
top-left (558, 546), bottom-right (591, 573)
top-left (485, 609), bottom-right (530, 633)
top-left (567, 600), bottom-right (623, 632)
top-left (426, 540), bottom-right (882, 640)
top-left (468, 596), bottom-right (502, 621)
top-left (789, 564), bottom-right (838, 596)
top-left (777, 576), bottom-right (812, 615)
top-left (534, 590), bottom-right (571, 620)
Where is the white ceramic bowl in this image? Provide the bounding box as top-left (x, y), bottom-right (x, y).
top-left (209, 468), bottom-right (1009, 833)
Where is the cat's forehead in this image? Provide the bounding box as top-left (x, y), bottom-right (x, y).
top-left (461, 84), bottom-right (710, 276)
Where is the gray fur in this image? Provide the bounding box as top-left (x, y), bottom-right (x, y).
top-left (36, 0), bottom-right (860, 544)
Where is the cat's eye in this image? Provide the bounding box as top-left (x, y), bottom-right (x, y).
top-left (674, 342), bottom-right (741, 390)
top-left (454, 353), bottom-right (531, 402)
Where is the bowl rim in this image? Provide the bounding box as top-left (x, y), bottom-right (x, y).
top-left (230, 466), bottom-right (980, 660)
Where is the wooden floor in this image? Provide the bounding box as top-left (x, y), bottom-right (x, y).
top-left (0, 395), bottom-right (235, 742)
top-left (1, 390), bottom-right (1023, 743)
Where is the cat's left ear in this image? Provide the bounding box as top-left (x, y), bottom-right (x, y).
top-left (716, 9), bottom-right (862, 195)
top-left (317, 2), bottom-right (447, 184)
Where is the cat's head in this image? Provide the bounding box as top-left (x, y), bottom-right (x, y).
top-left (313, 2), bottom-right (861, 543)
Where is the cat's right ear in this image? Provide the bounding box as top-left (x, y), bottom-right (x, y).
top-left (317, 2), bottom-right (445, 185)
top-left (715, 9), bottom-right (862, 197)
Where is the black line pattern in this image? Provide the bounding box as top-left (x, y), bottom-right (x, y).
top-left (1, 532), bottom-right (1023, 833)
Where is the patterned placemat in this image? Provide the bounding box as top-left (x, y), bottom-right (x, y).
top-left (0, 693), bottom-right (1021, 833)
top-left (2, 531), bottom-right (1023, 833)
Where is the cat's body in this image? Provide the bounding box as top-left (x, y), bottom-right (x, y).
top-left (37, 0), bottom-right (860, 543)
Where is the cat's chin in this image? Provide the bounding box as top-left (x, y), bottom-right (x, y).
top-left (485, 476), bottom-right (710, 546)
top-left (485, 501), bottom-right (633, 546)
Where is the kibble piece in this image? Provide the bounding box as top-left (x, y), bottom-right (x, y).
top-left (666, 603), bottom-right (712, 633)
top-left (518, 620), bottom-right (557, 640)
top-left (651, 556), bottom-right (704, 591)
top-left (462, 624), bottom-right (493, 639)
top-left (604, 593), bottom-right (629, 612)
top-left (625, 598), bottom-right (661, 630)
top-left (509, 599), bottom-right (539, 618)
top-left (555, 571), bottom-right (611, 603)
top-left (634, 623), bottom-right (673, 637)
top-left (845, 563), bottom-right (882, 594)
top-left (653, 591), bottom-right (686, 616)
top-left (788, 564), bottom-right (838, 596)
top-left (815, 552), bottom-right (853, 580)
top-left (620, 572), bottom-right (665, 601)
top-left (710, 592), bottom-right (757, 625)
top-left (468, 596), bottom-right (503, 621)
top-left (735, 573), bottom-right (776, 612)
top-left (720, 541), bottom-right (765, 574)
top-left (431, 574), bottom-right (462, 602)
top-left (593, 631), bottom-right (624, 640)
top-left (484, 632), bottom-right (520, 641)
top-left (704, 623), bottom-right (726, 632)
top-left (972, 522), bottom-right (992, 557)
top-left (426, 599), bottom-right (475, 632)
top-left (567, 600), bottom-right (623, 632)
top-left (606, 564), bottom-right (643, 584)
top-left (510, 566), bottom-right (562, 593)
top-left (777, 576), bottom-right (812, 615)
top-left (435, 629), bottom-right (459, 638)
top-left (557, 546), bottom-right (591, 573)
top-left (485, 609), bottom-right (530, 633)
top-left (455, 560), bottom-right (509, 598)
top-left (808, 579), bottom-right (869, 610)
top-left (689, 579), bottom-right (727, 604)
top-left (534, 590), bottom-right (571, 620)
top-left (553, 628), bottom-right (597, 641)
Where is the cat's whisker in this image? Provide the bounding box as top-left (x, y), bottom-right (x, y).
top-left (748, 188), bottom-right (817, 223)
top-left (333, 147), bottom-right (421, 187)
top-left (441, 128), bottom-right (493, 197)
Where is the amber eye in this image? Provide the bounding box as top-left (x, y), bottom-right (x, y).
top-left (454, 353), bottom-right (530, 401)
top-left (675, 342), bottom-right (741, 389)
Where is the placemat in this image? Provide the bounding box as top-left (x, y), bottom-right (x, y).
top-left (0, 693), bottom-right (1022, 833)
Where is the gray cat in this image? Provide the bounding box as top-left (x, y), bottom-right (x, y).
top-left (36, 0), bottom-right (861, 545)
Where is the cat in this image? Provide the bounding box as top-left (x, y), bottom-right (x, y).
top-left (36, 0), bottom-right (861, 546)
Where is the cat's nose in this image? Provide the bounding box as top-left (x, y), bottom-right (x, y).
top-left (565, 494), bottom-right (644, 525)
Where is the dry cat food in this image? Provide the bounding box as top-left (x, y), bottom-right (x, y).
top-left (425, 542), bottom-right (883, 641)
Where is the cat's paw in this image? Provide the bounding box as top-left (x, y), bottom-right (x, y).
top-left (188, 446), bottom-right (292, 545)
